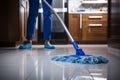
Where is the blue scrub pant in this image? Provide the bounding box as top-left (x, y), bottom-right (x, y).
top-left (27, 0), bottom-right (52, 40)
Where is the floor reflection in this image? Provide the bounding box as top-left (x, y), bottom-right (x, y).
top-left (0, 45), bottom-right (120, 80)
top-left (108, 47), bottom-right (120, 80)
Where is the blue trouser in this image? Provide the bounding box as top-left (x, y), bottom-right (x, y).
top-left (27, 0), bottom-right (52, 40)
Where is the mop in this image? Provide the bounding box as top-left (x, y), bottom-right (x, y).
top-left (42, 0), bottom-right (109, 64)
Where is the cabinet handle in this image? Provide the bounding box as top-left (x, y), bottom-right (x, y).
top-left (80, 14), bottom-right (82, 29)
top-left (89, 24), bottom-right (102, 27)
top-left (89, 16), bottom-right (103, 19)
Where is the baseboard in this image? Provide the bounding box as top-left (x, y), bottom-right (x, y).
top-left (0, 42), bottom-right (16, 47)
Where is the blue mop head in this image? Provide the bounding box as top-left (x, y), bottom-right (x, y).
top-left (51, 41), bottom-right (109, 64)
top-left (51, 55), bottom-right (109, 64)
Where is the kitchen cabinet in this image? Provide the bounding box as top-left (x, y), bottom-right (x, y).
top-left (0, 0), bottom-right (30, 47)
top-left (68, 14), bottom-right (82, 43)
top-left (0, 0), bottom-right (20, 46)
top-left (68, 14), bottom-right (107, 43)
top-left (82, 14), bottom-right (107, 41)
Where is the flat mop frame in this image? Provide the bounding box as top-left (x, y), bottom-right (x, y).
top-left (42, 0), bottom-right (85, 56)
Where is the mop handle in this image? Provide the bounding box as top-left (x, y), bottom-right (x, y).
top-left (42, 0), bottom-right (74, 42)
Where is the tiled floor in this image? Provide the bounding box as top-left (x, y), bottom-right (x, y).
top-left (0, 44), bottom-right (120, 80)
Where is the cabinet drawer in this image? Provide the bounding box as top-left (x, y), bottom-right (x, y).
top-left (82, 22), bottom-right (107, 41)
top-left (83, 23), bottom-right (107, 33)
top-left (82, 14), bottom-right (107, 22)
top-left (83, 20), bottom-right (107, 27)
top-left (82, 14), bottom-right (107, 41)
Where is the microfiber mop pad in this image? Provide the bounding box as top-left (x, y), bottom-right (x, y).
top-left (51, 41), bottom-right (109, 64)
top-left (51, 55), bottom-right (109, 64)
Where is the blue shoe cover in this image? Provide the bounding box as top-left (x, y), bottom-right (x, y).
top-left (44, 44), bottom-right (55, 49)
top-left (19, 44), bottom-right (32, 49)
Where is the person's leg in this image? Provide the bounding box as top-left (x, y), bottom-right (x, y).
top-left (42, 0), bottom-right (52, 41)
top-left (26, 0), bottom-right (39, 41)
top-left (19, 0), bottom-right (39, 49)
top-left (42, 0), bottom-right (55, 49)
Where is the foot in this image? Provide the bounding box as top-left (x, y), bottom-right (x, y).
top-left (19, 44), bottom-right (32, 49)
top-left (44, 44), bottom-right (55, 49)
top-left (19, 40), bottom-right (32, 49)
top-left (44, 40), bottom-right (55, 49)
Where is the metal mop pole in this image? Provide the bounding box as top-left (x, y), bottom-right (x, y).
top-left (42, 0), bottom-right (73, 42)
top-left (42, 0), bottom-right (85, 55)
